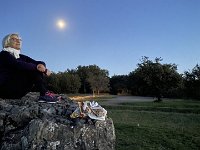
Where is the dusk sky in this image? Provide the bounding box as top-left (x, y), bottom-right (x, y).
top-left (0, 0), bottom-right (200, 76)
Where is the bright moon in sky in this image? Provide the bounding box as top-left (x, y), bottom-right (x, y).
top-left (56, 19), bottom-right (66, 29)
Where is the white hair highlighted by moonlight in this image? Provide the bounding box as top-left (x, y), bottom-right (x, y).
top-left (2, 33), bottom-right (22, 48)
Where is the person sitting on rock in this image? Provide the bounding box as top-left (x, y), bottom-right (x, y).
top-left (0, 33), bottom-right (59, 103)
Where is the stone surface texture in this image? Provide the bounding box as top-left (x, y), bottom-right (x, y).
top-left (0, 92), bottom-right (115, 150)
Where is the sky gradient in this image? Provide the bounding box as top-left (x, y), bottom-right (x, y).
top-left (0, 0), bottom-right (200, 76)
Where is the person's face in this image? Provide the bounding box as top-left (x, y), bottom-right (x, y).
top-left (9, 35), bottom-right (22, 50)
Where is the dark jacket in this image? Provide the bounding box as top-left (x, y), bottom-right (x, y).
top-left (0, 51), bottom-right (45, 85)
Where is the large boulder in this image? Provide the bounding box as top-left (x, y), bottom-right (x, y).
top-left (0, 92), bottom-right (115, 150)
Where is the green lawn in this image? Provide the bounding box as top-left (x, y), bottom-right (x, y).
top-left (103, 100), bottom-right (200, 150)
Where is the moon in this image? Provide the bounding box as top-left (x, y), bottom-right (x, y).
top-left (56, 19), bottom-right (66, 29)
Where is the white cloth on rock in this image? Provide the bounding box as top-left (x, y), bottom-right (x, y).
top-left (70, 101), bottom-right (107, 121)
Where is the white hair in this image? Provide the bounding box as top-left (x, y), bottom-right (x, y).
top-left (2, 33), bottom-right (21, 48)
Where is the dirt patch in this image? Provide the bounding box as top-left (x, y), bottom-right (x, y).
top-left (69, 95), bottom-right (94, 101)
top-left (69, 95), bottom-right (154, 106)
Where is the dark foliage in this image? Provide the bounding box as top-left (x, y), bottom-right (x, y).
top-left (44, 57), bottom-right (200, 100)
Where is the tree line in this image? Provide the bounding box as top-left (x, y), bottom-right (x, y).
top-left (45, 56), bottom-right (200, 100)
top-left (46, 65), bottom-right (109, 96)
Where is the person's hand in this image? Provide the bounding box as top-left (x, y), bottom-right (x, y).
top-left (37, 64), bottom-right (52, 76)
top-left (37, 64), bottom-right (46, 72)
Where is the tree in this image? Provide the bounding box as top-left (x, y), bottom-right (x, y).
top-left (86, 65), bottom-right (110, 96)
top-left (58, 71), bottom-right (81, 94)
top-left (110, 75), bottom-right (129, 95)
top-left (183, 64), bottom-right (200, 99)
top-left (46, 70), bottom-right (81, 94)
top-left (46, 72), bottom-right (61, 93)
top-left (77, 65), bottom-right (91, 93)
top-left (77, 65), bottom-right (110, 96)
top-left (129, 56), bottom-right (182, 101)
top-left (67, 70), bottom-right (81, 94)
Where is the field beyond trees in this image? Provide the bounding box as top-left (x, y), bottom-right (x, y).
top-left (100, 99), bottom-right (200, 150)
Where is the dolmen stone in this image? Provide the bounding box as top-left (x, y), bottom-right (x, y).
top-left (0, 92), bottom-right (116, 150)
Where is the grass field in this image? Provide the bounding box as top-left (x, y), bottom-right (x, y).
top-left (102, 100), bottom-right (200, 150)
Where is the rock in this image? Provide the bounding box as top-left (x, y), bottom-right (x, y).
top-left (0, 92), bottom-right (116, 150)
